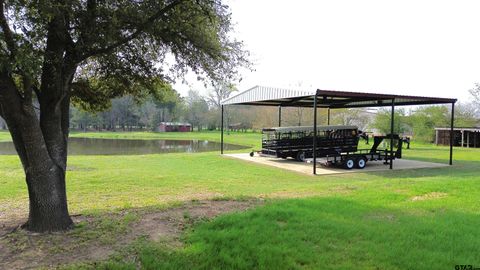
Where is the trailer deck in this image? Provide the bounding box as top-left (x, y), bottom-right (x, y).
top-left (225, 153), bottom-right (448, 176)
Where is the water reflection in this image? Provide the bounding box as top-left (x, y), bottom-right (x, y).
top-left (0, 138), bottom-right (247, 155)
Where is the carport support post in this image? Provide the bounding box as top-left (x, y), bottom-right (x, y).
top-left (449, 102), bottom-right (455, 165)
top-left (278, 106), bottom-right (282, 127)
top-left (327, 108), bottom-right (331, 125)
top-left (313, 95), bottom-right (318, 175)
top-left (461, 130), bottom-right (464, 148)
top-left (467, 131), bottom-right (470, 148)
top-left (390, 99), bottom-right (395, 170)
top-left (221, 105), bottom-right (224, 154)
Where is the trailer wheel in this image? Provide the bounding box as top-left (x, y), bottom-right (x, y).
top-left (356, 157), bottom-right (367, 169)
top-left (344, 157), bottom-right (355, 169)
top-left (296, 151), bottom-right (306, 162)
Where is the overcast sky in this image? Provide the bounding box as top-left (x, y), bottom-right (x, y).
top-left (176, 0), bottom-right (480, 102)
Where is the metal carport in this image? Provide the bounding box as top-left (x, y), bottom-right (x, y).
top-left (220, 86), bottom-right (457, 174)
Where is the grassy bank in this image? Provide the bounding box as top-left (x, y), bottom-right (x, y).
top-left (0, 131), bottom-right (479, 269)
top-left (70, 130), bottom-right (262, 149)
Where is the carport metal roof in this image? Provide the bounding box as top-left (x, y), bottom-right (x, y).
top-left (435, 127), bottom-right (480, 132)
top-left (221, 85), bottom-right (457, 108)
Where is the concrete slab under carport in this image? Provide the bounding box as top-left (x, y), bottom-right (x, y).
top-left (225, 153), bottom-right (448, 175)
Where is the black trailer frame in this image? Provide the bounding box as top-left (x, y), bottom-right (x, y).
top-left (261, 125), bottom-right (360, 161)
top-left (220, 87), bottom-right (457, 175)
top-left (317, 134), bottom-right (404, 169)
top-left (259, 127), bottom-right (404, 170)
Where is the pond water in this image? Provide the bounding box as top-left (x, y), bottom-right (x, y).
top-left (0, 138), bottom-right (248, 155)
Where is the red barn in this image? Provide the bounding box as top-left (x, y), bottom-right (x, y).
top-left (157, 122), bottom-right (192, 132)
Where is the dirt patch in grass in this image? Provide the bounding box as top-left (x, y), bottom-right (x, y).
top-left (364, 212), bottom-right (396, 222)
top-left (327, 185), bottom-right (359, 194)
top-left (0, 199), bottom-right (261, 270)
top-left (265, 190), bottom-right (324, 198)
top-left (0, 200), bottom-right (28, 237)
top-left (66, 165), bottom-right (97, 172)
top-left (410, 192), bottom-right (448, 201)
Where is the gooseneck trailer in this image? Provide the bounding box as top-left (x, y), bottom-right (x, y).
top-left (257, 125), bottom-right (403, 169)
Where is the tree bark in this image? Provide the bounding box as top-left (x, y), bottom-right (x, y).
top-left (0, 7), bottom-right (77, 231)
top-left (4, 102), bottom-right (73, 232)
top-left (24, 163), bottom-right (72, 232)
top-left (0, 71), bottom-right (73, 232)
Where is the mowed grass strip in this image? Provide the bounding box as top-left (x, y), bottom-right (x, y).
top-left (1, 132), bottom-right (479, 217)
top-left (0, 151), bottom-right (379, 213)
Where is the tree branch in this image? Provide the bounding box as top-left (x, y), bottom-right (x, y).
top-left (22, 76), bottom-right (33, 105)
top-left (81, 0), bottom-right (184, 60)
top-left (76, 0), bottom-right (97, 52)
top-left (0, 69), bottom-right (56, 171)
top-left (0, 1), bottom-right (16, 58)
top-left (32, 84), bottom-right (40, 99)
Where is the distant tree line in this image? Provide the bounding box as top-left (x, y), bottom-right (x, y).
top-left (70, 89), bottom-right (186, 131)
top-left (69, 84), bottom-right (239, 132)
top-left (2, 85), bottom-right (479, 144)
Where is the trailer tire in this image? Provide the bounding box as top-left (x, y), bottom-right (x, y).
top-left (296, 151), bottom-right (306, 162)
top-left (344, 157), bottom-right (355, 169)
top-left (356, 157), bottom-right (367, 169)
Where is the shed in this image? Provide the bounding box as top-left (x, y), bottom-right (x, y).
top-left (435, 127), bottom-right (480, 148)
top-left (220, 86), bottom-right (457, 174)
top-left (157, 122), bottom-right (192, 132)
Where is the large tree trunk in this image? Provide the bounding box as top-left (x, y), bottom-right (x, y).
top-left (24, 163), bottom-right (72, 231)
top-left (0, 71), bottom-right (73, 232)
top-left (2, 96), bottom-right (74, 232)
top-left (16, 124), bottom-right (73, 232)
top-left (0, 10), bottom-right (77, 231)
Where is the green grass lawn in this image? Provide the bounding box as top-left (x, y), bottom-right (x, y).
top-left (131, 196), bottom-right (480, 270)
top-left (1, 131), bottom-right (479, 269)
top-left (0, 130), bottom-right (11, 142)
top-left (92, 143), bottom-right (479, 270)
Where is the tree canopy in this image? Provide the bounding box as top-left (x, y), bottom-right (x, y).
top-left (1, 0), bottom-right (248, 111)
top-left (470, 83), bottom-right (480, 105)
top-left (0, 0), bottom-right (249, 232)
